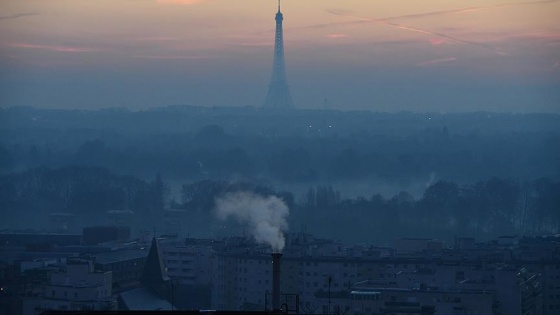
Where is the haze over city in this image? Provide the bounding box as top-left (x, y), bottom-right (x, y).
top-left (1, 1), bottom-right (560, 315)
top-left (1, 0), bottom-right (559, 112)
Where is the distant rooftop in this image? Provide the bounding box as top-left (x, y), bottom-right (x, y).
top-left (94, 249), bottom-right (148, 265)
top-left (106, 210), bottom-right (135, 214)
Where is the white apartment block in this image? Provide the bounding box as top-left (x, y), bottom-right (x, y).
top-left (22, 257), bottom-right (114, 315)
top-left (160, 241), bottom-right (213, 287)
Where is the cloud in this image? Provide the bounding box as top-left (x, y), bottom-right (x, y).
top-left (6, 43), bottom-right (98, 53)
top-left (327, 34), bottom-right (348, 39)
top-left (429, 38), bottom-right (448, 46)
top-left (0, 12), bottom-right (39, 21)
top-left (333, 0), bottom-right (560, 24)
top-left (385, 0), bottom-right (560, 21)
top-left (135, 36), bottom-right (177, 41)
top-left (133, 54), bottom-right (210, 59)
top-left (326, 10), bottom-right (510, 56)
top-left (417, 57), bottom-right (457, 67)
top-left (513, 32), bottom-right (560, 40)
top-left (290, 20), bottom-right (367, 31)
top-left (298, 1), bottom-right (560, 34)
top-left (232, 42), bottom-right (273, 47)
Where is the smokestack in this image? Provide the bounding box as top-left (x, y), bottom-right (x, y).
top-left (271, 252), bottom-right (282, 311)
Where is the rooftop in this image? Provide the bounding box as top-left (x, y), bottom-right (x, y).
top-left (94, 249), bottom-right (148, 265)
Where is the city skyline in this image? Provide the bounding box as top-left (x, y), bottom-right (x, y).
top-left (0, 0), bottom-right (559, 112)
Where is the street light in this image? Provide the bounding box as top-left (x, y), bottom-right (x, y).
top-left (328, 275), bottom-right (332, 315)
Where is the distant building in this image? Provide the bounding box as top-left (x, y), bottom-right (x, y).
top-left (93, 249), bottom-right (147, 289)
top-left (83, 226), bottom-right (131, 246)
top-left (0, 261), bottom-right (19, 315)
top-left (49, 213), bottom-right (76, 233)
top-left (117, 238), bottom-right (175, 311)
top-left (454, 237), bottom-right (476, 250)
top-left (3, 231), bottom-right (558, 314)
top-left (21, 257), bottom-right (114, 314)
top-left (105, 210), bottom-right (134, 227)
top-left (394, 238), bottom-right (445, 254)
top-left (0, 232), bottom-right (81, 247)
top-left (160, 240), bottom-right (213, 287)
top-left (162, 209), bottom-right (188, 236)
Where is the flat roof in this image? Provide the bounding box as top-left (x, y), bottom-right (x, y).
top-left (94, 249), bottom-right (148, 265)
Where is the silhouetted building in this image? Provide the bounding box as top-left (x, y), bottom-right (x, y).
top-left (0, 232), bottom-right (82, 247)
top-left (117, 238), bottom-right (174, 310)
top-left (93, 249), bottom-right (147, 289)
top-left (83, 227), bottom-right (131, 246)
top-left (263, 0), bottom-right (294, 109)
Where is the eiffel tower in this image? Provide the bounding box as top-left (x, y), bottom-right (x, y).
top-left (263, 0), bottom-right (294, 109)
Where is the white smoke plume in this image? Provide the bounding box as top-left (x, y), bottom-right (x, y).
top-left (214, 191), bottom-right (289, 252)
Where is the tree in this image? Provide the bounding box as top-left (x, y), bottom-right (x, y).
top-left (418, 181), bottom-right (460, 230)
top-left (151, 173), bottom-right (169, 212)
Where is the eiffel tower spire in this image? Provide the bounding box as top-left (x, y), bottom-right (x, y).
top-left (263, 0), bottom-right (294, 109)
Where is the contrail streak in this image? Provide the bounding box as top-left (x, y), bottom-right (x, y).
top-left (0, 12), bottom-right (39, 21)
top-left (294, 0), bottom-right (560, 31)
top-left (384, 0), bottom-right (560, 21)
top-left (417, 57), bottom-right (458, 67)
top-left (326, 10), bottom-right (510, 56)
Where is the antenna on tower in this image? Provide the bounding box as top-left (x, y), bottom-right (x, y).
top-left (278, 0), bottom-right (281, 12)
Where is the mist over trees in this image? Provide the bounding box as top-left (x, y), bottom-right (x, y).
top-left (1, 106), bottom-right (558, 185)
top-left (0, 166), bottom-right (166, 230)
top-left (0, 165), bottom-right (558, 244)
top-left (1, 105), bottom-right (559, 242)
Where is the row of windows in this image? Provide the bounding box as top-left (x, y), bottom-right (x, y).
top-left (351, 294), bottom-right (380, 301)
top-left (300, 271), bottom-right (355, 277)
top-left (164, 251), bottom-right (195, 257)
top-left (106, 259), bottom-right (142, 269)
top-left (167, 268), bottom-right (193, 273)
top-left (166, 259), bottom-right (194, 265)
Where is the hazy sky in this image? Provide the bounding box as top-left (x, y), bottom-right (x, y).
top-left (1, 0), bottom-right (559, 112)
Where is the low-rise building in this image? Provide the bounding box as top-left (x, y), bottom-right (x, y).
top-left (21, 257), bottom-right (114, 314)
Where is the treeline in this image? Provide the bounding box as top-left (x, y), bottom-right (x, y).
top-left (174, 177), bottom-right (560, 243)
top-left (294, 179), bottom-right (560, 243)
top-left (2, 125), bottom-right (558, 184)
top-left (2, 108), bottom-right (559, 184)
top-left (1, 166), bottom-right (558, 243)
top-left (0, 166), bottom-right (166, 229)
